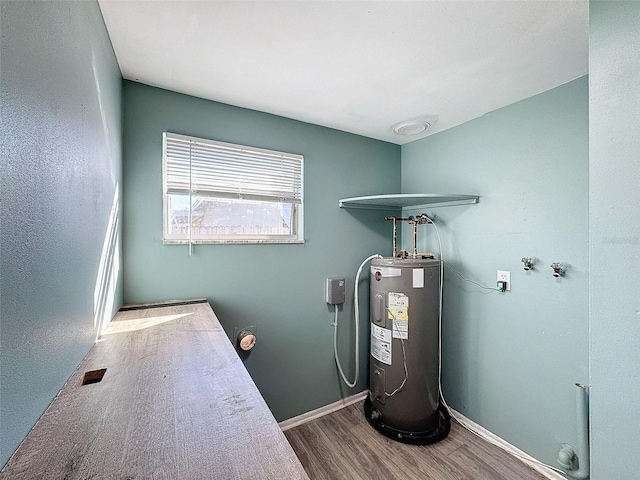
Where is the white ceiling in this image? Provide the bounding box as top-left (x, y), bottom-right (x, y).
top-left (98, 0), bottom-right (588, 145)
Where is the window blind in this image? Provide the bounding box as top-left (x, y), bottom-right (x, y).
top-left (163, 132), bottom-right (303, 204)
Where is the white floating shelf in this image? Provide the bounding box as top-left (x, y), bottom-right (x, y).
top-left (338, 194), bottom-right (479, 210)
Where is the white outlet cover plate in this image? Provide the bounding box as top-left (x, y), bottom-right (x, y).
top-left (497, 270), bottom-right (511, 291)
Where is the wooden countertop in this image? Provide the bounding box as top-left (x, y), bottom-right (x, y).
top-left (1, 300), bottom-right (309, 479)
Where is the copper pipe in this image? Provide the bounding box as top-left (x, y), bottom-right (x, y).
top-left (384, 216), bottom-right (398, 257)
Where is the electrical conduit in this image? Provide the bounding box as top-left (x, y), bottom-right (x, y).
top-left (333, 254), bottom-right (383, 388)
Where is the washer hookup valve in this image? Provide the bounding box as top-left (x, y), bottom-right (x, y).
top-left (521, 257), bottom-right (534, 271)
top-left (550, 263), bottom-right (565, 277)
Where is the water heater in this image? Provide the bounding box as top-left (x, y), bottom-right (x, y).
top-left (364, 256), bottom-right (450, 444)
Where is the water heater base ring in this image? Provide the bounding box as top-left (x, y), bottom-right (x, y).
top-left (364, 397), bottom-right (451, 445)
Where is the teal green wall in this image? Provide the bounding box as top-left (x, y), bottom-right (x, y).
top-left (8, 3), bottom-right (636, 475)
top-left (589, 2), bottom-right (640, 478)
top-left (0, 0), bottom-right (123, 467)
top-left (122, 81), bottom-right (400, 421)
top-left (401, 77), bottom-right (588, 467)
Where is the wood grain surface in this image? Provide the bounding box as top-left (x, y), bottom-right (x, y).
top-left (285, 402), bottom-right (548, 480)
top-left (1, 301), bottom-right (308, 479)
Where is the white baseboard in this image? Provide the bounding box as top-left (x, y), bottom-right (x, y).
top-left (450, 408), bottom-right (565, 480)
top-left (279, 390), bottom-right (369, 432)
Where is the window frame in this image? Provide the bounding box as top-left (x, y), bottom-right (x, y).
top-left (162, 132), bottom-right (304, 245)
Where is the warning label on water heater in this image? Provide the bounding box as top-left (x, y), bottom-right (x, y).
top-left (388, 292), bottom-right (409, 339)
top-left (371, 324), bottom-right (392, 365)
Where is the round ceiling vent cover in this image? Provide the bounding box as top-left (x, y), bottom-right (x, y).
top-left (393, 120), bottom-right (431, 136)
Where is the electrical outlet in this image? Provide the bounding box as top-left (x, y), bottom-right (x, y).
top-left (497, 270), bottom-right (511, 291)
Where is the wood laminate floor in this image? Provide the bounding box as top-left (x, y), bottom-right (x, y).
top-left (284, 402), bottom-right (547, 480)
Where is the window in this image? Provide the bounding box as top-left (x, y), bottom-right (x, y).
top-left (163, 132), bottom-right (303, 244)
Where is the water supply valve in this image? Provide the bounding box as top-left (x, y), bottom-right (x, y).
top-left (551, 262), bottom-right (565, 277)
top-left (521, 257), bottom-right (534, 271)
